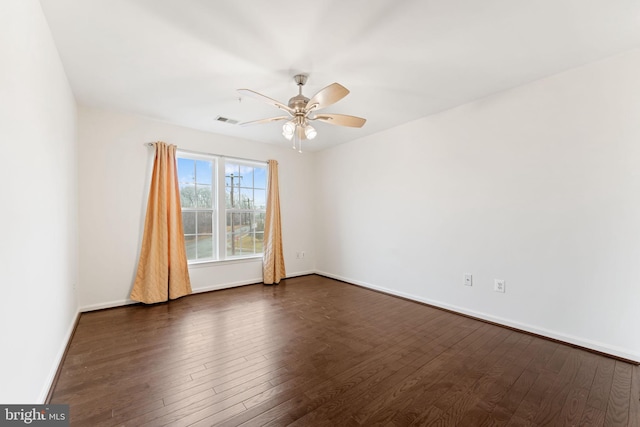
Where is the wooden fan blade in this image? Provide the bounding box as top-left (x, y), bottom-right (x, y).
top-left (237, 89), bottom-right (294, 115)
top-left (305, 83), bottom-right (349, 112)
top-left (312, 113), bottom-right (366, 128)
top-left (239, 116), bottom-right (289, 126)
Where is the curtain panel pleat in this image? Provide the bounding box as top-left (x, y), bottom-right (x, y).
top-left (263, 159), bottom-right (286, 284)
top-left (130, 142), bottom-right (191, 304)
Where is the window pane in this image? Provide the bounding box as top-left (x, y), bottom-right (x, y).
top-left (254, 189), bottom-right (266, 210)
top-left (255, 212), bottom-right (265, 232)
top-left (225, 163), bottom-right (239, 182)
top-left (196, 160), bottom-right (212, 185)
top-left (241, 212), bottom-right (252, 228)
top-left (226, 186), bottom-right (240, 208)
top-left (255, 232), bottom-right (264, 253)
top-left (227, 232), bottom-right (241, 256)
top-left (180, 184), bottom-right (196, 208)
top-left (226, 211), bottom-right (250, 256)
top-left (196, 185), bottom-right (212, 208)
top-left (196, 235), bottom-right (213, 259)
top-left (231, 212), bottom-right (242, 228)
top-left (238, 233), bottom-right (255, 254)
top-left (225, 166), bottom-right (241, 207)
top-left (184, 235), bottom-right (196, 260)
top-left (240, 188), bottom-right (253, 209)
top-left (225, 168), bottom-right (242, 189)
top-left (227, 212), bottom-right (240, 255)
top-left (197, 211), bottom-right (212, 234)
top-left (254, 167), bottom-right (266, 189)
top-left (226, 232), bottom-right (253, 255)
top-left (239, 165), bottom-right (253, 187)
top-left (182, 211), bottom-right (196, 234)
top-left (178, 158), bottom-right (195, 184)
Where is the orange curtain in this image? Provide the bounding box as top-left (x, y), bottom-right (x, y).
top-left (263, 159), bottom-right (286, 284)
top-left (130, 142), bottom-right (191, 303)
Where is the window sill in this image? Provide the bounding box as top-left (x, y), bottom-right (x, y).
top-left (187, 255), bottom-right (263, 269)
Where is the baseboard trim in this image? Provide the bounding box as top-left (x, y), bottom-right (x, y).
top-left (315, 271), bottom-right (640, 364)
top-left (42, 310), bottom-right (81, 403)
top-left (79, 270), bottom-right (317, 312)
top-left (286, 270), bottom-right (317, 278)
top-left (190, 278), bottom-right (264, 294)
top-left (79, 299), bottom-right (138, 313)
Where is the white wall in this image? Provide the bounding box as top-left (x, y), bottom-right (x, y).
top-left (77, 107), bottom-right (316, 310)
top-left (315, 49), bottom-right (640, 362)
top-left (0, 0), bottom-right (78, 403)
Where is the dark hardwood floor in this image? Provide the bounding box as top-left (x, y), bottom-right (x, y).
top-left (50, 275), bottom-right (639, 426)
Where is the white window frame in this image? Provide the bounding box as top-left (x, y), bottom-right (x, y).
top-left (222, 159), bottom-right (268, 260)
top-left (177, 150), bottom-right (267, 265)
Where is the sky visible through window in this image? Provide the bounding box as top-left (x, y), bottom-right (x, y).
top-left (178, 158), bottom-right (212, 185)
top-left (177, 159), bottom-right (267, 193)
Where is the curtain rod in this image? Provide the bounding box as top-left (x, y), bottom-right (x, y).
top-left (145, 143), bottom-right (267, 165)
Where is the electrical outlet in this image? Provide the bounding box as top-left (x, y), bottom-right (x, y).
top-left (494, 279), bottom-right (505, 293)
top-left (464, 274), bottom-right (472, 286)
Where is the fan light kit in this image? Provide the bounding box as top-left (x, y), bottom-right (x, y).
top-left (237, 74), bottom-right (366, 153)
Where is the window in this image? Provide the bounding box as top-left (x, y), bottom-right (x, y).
top-left (177, 153), bottom-right (267, 263)
top-left (225, 161), bottom-right (266, 257)
top-left (177, 156), bottom-right (216, 261)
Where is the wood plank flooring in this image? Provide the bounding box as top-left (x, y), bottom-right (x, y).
top-left (50, 275), bottom-right (640, 426)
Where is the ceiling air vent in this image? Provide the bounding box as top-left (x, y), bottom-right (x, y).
top-left (214, 115), bottom-right (239, 125)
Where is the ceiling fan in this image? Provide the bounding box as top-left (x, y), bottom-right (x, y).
top-left (237, 74), bottom-right (366, 152)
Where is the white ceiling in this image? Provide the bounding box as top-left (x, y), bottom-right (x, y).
top-left (39, 0), bottom-right (640, 151)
